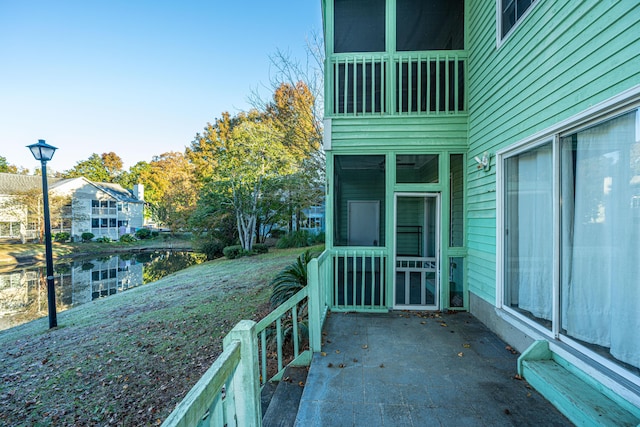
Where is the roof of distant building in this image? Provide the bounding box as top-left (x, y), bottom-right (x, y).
top-left (0, 172), bottom-right (143, 203)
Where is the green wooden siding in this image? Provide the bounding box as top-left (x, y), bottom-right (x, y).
top-left (466, 0), bottom-right (640, 303)
top-left (330, 116), bottom-right (468, 149)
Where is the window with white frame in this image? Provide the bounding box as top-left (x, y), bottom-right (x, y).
top-left (501, 108), bottom-right (640, 373)
top-left (499, 0), bottom-right (537, 40)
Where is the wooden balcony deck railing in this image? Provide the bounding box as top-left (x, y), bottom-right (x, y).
top-left (329, 50), bottom-right (467, 116)
top-left (328, 248), bottom-right (388, 312)
top-left (161, 256), bottom-right (330, 427)
top-left (161, 249), bottom-right (390, 425)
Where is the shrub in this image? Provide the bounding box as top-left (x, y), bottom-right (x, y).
top-left (312, 232), bottom-right (325, 244)
top-left (270, 250), bottom-right (313, 307)
top-left (135, 228), bottom-right (152, 240)
top-left (119, 234), bottom-right (137, 243)
top-left (81, 232), bottom-right (94, 242)
top-left (223, 245), bottom-right (246, 259)
top-left (252, 243), bottom-right (269, 254)
top-left (53, 232), bottom-right (70, 242)
top-left (151, 231), bottom-right (160, 238)
top-left (276, 230), bottom-right (313, 249)
top-left (194, 239), bottom-right (225, 261)
top-left (95, 236), bottom-right (111, 243)
top-left (269, 229), bottom-right (286, 238)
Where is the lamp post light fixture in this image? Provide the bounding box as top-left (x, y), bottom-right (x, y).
top-left (27, 139), bottom-right (58, 329)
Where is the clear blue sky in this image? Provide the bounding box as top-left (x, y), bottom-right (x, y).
top-left (0, 1), bottom-right (323, 173)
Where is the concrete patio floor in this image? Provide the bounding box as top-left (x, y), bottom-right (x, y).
top-left (295, 311), bottom-right (572, 426)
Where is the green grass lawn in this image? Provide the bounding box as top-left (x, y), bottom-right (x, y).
top-left (0, 246), bottom-right (314, 426)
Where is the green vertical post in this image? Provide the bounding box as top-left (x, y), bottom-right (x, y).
top-left (307, 258), bottom-right (322, 352)
top-left (223, 320), bottom-right (262, 427)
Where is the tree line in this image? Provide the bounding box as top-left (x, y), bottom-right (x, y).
top-left (1, 80), bottom-right (324, 252)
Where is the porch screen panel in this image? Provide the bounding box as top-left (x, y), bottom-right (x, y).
top-left (449, 154), bottom-right (464, 247)
top-left (396, 154), bottom-right (438, 183)
top-left (449, 257), bottom-right (464, 307)
top-left (504, 143), bottom-right (553, 328)
top-left (396, 0), bottom-right (464, 51)
top-left (334, 0), bottom-right (385, 53)
top-left (334, 155), bottom-right (385, 247)
top-left (560, 111), bottom-right (640, 369)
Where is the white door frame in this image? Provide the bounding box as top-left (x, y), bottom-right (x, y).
top-left (393, 193), bottom-right (440, 310)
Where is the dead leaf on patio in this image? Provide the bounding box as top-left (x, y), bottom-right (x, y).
top-left (335, 350), bottom-right (341, 354)
top-left (327, 363), bottom-right (333, 368)
top-left (379, 363), bottom-right (385, 368)
top-left (420, 321), bottom-right (426, 325)
top-left (298, 381), bottom-right (305, 387)
top-left (321, 352), bottom-right (327, 357)
top-left (361, 344), bottom-right (368, 349)
top-left (338, 363), bottom-right (345, 368)
top-left (353, 358), bottom-right (358, 363)
top-left (440, 322), bottom-right (448, 327)
top-left (463, 344), bottom-right (471, 348)
top-left (457, 352), bottom-right (464, 357)
top-left (513, 374), bottom-right (523, 381)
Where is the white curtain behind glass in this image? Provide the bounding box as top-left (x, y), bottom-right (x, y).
top-left (515, 145), bottom-right (553, 320)
top-left (562, 111), bottom-right (640, 369)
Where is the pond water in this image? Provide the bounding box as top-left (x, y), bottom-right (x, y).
top-left (0, 251), bottom-right (205, 331)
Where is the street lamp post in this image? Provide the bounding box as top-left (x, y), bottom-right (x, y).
top-left (27, 139), bottom-right (58, 329)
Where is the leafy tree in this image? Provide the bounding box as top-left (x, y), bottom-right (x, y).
top-left (0, 156), bottom-right (11, 173)
top-left (186, 112), bottom-right (231, 181)
top-left (264, 82), bottom-right (325, 231)
top-left (189, 187), bottom-right (238, 247)
top-left (186, 111), bottom-right (258, 182)
top-left (0, 156), bottom-right (22, 174)
top-left (116, 161), bottom-right (152, 190)
top-left (200, 115), bottom-right (296, 251)
top-left (142, 152), bottom-right (198, 231)
top-left (250, 37), bottom-right (326, 232)
top-left (63, 152), bottom-right (124, 183)
top-left (101, 152), bottom-right (124, 179)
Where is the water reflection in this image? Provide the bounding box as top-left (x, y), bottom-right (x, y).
top-left (0, 251), bottom-right (204, 331)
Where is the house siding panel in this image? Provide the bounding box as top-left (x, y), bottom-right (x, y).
top-left (330, 116), bottom-right (468, 150)
top-left (466, 0), bottom-right (640, 303)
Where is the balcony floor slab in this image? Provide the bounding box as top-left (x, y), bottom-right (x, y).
top-left (295, 311), bottom-right (572, 426)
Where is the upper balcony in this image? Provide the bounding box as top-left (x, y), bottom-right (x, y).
top-left (328, 50), bottom-right (466, 116)
top-left (325, 0), bottom-right (466, 117)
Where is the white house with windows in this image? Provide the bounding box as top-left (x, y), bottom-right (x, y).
top-left (0, 173), bottom-right (144, 242)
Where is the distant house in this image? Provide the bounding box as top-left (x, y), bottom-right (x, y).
top-left (0, 173), bottom-right (144, 242)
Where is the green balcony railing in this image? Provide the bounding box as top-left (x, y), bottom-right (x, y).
top-left (161, 248), bottom-right (390, 426)
top-left (329, 50), bottom-right (467, 116)
top-left (328, 248), bottom-right (388, 312)
top-left (161, 256), bottom-right (330, 427)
